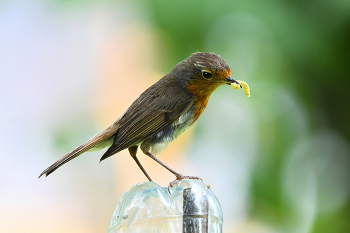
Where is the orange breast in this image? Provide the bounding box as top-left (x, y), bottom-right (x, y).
top-left (186, 80), bottom-right (218, 123)
top-left (192, 95), bottom-right (209, 123)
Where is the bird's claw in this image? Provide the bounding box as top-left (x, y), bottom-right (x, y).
top-left (170, 175), bottom-right (203, 187)
top-left (167, 175), bottom-right (203, 194)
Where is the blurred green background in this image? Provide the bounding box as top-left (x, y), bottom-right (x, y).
top-left (1, 0), bottom-right (349, 232)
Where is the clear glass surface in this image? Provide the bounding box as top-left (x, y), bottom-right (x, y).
top-left (107, 179), bottom-right (223, 233)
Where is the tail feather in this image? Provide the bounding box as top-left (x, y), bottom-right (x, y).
top-left (39, 121), bottom-right (120, 178)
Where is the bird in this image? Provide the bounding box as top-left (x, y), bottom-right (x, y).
top-left (39, 52), bottom-right (241, 187)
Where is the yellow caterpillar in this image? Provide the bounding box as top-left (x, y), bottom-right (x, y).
top-left (231, 80), bottom-right (250, 97)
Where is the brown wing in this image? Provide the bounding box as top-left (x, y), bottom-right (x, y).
top-left (100, 78), bottom-right (194, 161)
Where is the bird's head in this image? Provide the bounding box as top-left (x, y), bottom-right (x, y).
top-left (172, 52), bottom-right (241, 97)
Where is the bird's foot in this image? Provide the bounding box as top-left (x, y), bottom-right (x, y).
top-left (169, 175), bottom-right (202, 189)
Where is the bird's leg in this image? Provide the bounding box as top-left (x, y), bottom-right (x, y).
top-left (143, 151), bottom-right (184, 179)
top-left (143, 151), bottom-right (202, 187)
top-left (128, 146), bottom-right (153, 182)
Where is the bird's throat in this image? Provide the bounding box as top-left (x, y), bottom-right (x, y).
top-left (186, 82), bottom-right (216, 122)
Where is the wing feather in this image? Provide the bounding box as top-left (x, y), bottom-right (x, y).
top-left (100, 83), bottom-right (194, 161)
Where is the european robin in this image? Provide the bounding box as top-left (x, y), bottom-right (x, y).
top-left (39, 52), bottom-right (241, 187)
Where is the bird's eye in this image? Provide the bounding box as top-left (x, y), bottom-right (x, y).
top-left (202, 71), bottom-right (212, 79)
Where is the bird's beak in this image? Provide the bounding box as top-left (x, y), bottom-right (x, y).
top-left (225, 76), bottom-right (242, 87)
